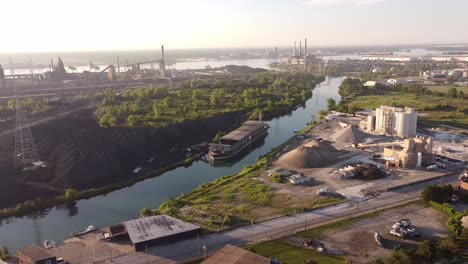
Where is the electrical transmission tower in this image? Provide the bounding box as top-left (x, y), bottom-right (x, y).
top-left (14, 87), bottom-right (40, 169)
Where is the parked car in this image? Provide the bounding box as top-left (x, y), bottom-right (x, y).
top-left (317, 187), bottom-right (331, 195)
top-left (399, 219), bottom-right (411, 227)
top-left (392, 223), bottom-right (402, 229)
top-left (406, 227), bottom-right (420, 237)
top-left (390, 229), bottom-right (403, 238)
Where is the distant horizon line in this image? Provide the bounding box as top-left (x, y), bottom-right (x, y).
top-left (1, 42), bottom-right (468, 55)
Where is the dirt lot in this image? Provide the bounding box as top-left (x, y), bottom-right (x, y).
top-left (306, 203), bottom-right (449, 263)
top-left (264, 119), bottom-right (451, 200)
top-left (55, 230), bottom-right (134, 264)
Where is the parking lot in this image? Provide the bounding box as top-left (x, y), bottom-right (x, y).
top-left (301, 202), bottom-right (450, 263)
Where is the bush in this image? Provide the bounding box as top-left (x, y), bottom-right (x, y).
top-left (65, 188), bottom-right (78, 203)
top-left (421, 184), bottom-right (453, 204)
top-left (0, 246), bottom-right (9, 260)
top-left (140, 208), bottom-right (153, 217)
top-left (270, 173), bottom-right (287, 183)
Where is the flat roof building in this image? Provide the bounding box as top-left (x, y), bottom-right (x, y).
top-left (123, 215), bottom-right (200, 251)
top-left (202, 244), bottom-right (270, 264)
top-left (16, 245), bottom-right (56, 264)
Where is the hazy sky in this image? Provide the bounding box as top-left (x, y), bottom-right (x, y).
top-left (2, 0), bottom-right (468, 52)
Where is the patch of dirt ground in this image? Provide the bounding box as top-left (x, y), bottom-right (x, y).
top-left (313, 203), bottom-right (449, 263)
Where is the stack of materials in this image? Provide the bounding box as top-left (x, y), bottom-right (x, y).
top-left (331, 125), bottom-right (374, 143)
top-left (276, 140), bottom-right (340, 168)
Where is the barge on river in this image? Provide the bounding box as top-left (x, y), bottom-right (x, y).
top-left (209, 121), bottom-right (269, 160)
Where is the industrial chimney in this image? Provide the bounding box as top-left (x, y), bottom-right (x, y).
top-left (299, 41), bottom-right (302, 56)
top-left (160, 45), bottom-right (166, 77)
top-left (305, 38), bottom-right (307, 56)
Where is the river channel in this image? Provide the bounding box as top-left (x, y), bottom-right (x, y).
top-left (0, 76), bottom-right (344, 252)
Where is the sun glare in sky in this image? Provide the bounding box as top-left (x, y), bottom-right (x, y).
top-left (1, 0), bottom-right (468, 52)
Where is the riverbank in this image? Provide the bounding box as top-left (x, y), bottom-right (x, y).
top-left (0, 75), bottom-right (325, 220)
top-left (146, 121), bottom-right (345, 231)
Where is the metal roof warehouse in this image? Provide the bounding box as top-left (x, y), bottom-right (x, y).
top-left (123, 215), bottom-right (201, 251)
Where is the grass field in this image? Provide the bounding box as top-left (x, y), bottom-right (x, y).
top-left (249, 240), bottom-right (345, 264)
top-left (347, 92), bottom-right (468, 128)
top-left (295, 212), bottom-right (379, 239)
top-left (425, 85), bottom-right (468, 95)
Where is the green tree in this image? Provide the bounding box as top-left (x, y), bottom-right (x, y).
top-left (457, 90), bottom-right (464, 99)
top-left (163, 97), bottom-right (175, 108)
top-left (421, 184), bottom-right (453, 203)
top-left (0, 245), bottom-right (9, 260)
top-left (7, 99), bottom-right (15, 110)
top-left (192, 90), bottom-right (203, 100)
top-left (317, 109), bottom-right (328, 122)
top-left (384, 250), bottom-right (414, 264)
top-left (127, 115), bottom-right (141, 127)
top-left (65, 188), bottom-right (78, 203)
top-left (99, 113), bottom-right (117, 128)
top-left (417, 240), bottom-right (434, 263)
top-left (326, 98), bottom-right (336, 112)
top-left (140, 208), bottom-right (153, 217)
top-left (446, 87), bottom-right (458, 98)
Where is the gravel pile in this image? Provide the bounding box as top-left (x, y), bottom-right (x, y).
top-left (276, 140), bottom-right (341, 168)
top-left (331, 125), bottom-right (374, 143)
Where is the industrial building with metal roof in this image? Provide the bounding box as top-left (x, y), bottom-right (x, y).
top-left (122, 215), bottom-right (200, 251)
top-left (15, 245), bottom-right (57, 264)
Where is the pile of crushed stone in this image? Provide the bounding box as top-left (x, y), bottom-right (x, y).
top-left (276, 140), bottom-right (341, 168)
top-left (331, 125), bottom-right (375, 143)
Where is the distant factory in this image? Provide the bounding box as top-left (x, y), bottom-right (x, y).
top-left (285, 37), bottom-right (323, 73)
top-left (2, 45), bottom-right (172, 86)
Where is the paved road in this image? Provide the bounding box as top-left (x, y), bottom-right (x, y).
top-left (109, 173), bottom-right (460, 264)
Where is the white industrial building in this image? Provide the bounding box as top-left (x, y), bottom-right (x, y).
top-left (374, 106), bottom-right (418, 138)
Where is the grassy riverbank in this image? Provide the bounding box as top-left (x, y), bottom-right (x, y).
top-left (146, 122), bottom-right (345, 230)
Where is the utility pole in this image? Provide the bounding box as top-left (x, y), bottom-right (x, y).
top-left (203, 243), bottom-right (206, 260)
top-left (197, 233), bottom-right (200, 256)
top-left (304, 215), bottom-right (307, 232)
top-left (251, 218), bottom-right (254, 243)
top-left (293, 210), bottom-right (296, 234)
top-left (146, 244), bottom-right (148, 264)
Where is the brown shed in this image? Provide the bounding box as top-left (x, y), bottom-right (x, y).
top-left (16, 245), bottom-right (56, 264)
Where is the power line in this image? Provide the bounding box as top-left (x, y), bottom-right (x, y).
top-left (14, 86), bottom-right (40, 169)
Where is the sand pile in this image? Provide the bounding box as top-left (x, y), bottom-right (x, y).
top-left (331, 125), bottom-right (374, 143)
top-left (276, 140), bottom-right (340, 168)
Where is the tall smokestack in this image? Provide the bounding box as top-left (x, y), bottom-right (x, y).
top-left (304, 38), bottom-right (308, 72)
top-left (305, 38), bottom-right (307, 56)
top-left (294, 42), bottom-right (297, 56)
top-left (160, 45), bottom-right (166, 77)
top-left (299, 41), bottom-right (302, 56)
